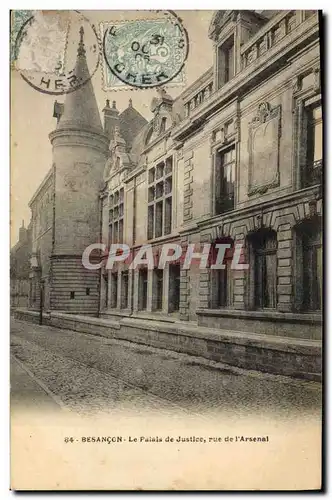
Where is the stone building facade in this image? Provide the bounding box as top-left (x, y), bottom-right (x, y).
top-left (10, 221), bottom-right (31, 308)
top-left (100, 10), bottom-right (322, 341)
top-left (20, 10), bottom-right (322, 376)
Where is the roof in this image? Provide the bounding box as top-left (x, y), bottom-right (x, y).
top-left (28, 167), bottom-right (54, 207)
top-left (119, 101), bottom-right (148, 150)
top-left (57, 27), bottom-right (103, 134)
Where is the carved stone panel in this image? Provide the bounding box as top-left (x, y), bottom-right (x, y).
top-left (248, 102), bottom-right (281, 196)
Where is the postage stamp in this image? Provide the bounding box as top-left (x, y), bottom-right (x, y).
top-left (10, 10), bottom-right (33, 63)
top-left (13, 10), bottom-right (100, 95)
top-left (101, 11), bottom-right (188, 90)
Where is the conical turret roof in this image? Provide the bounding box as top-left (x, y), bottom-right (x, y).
top-left (57, 27), bottom-right (103, 134)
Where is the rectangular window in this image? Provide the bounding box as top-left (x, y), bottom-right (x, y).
top-left (218, 35), bottom-right (235, 88)
top-left (147, 156), bottom-right (173, 239)
top-left (215, 145), bottom-right (235, 214)
top-left (224, 39), bottom-right (234, 83)
top-left (217, 261), bottom-right (233, 308)
top-left (103, 275), bottom-right (108, 307)
top-left (148, 205), bottom-right (154, 240)
top-left (164, 198), bottom-right (172, 235)
top-left (121, 271), bottom-right (129, 309)
top-left (303, 245), bottom-right (322, 311)
top-left (113, 221), bottom-right (118, 244)
top-left (86, 287), bottom-right (90, 296)
top-left (169, 264), bottom-right (180, 312)
top-left (119, 219), bottom-right (124, 244)
top-left (110, 272), bottom-right (118, 308)
top-left (109, 188), bottom-right (125, 245)
top-left (305, 103), bottom-right (322, 187)
top-left (155, 201), bottom-right (163, 238)
top-left (160, 117), bottom-right (167, 133)
top-left (156, 162), bottom-right (164, 179)
top-left (138, 268), bottom-right (148, 310)
top-left (165, 157), bottom-right (173, 175)
top-left (70, 291), bottom-right (75, 300)
top-left (108, 224), bottom-right (113, 245)
top-left (148, 167), bottom-right (155, 184)
top-left (253, 232), bottom-right (277, 309)
top-left (154, 269), bottom-right (163, 311)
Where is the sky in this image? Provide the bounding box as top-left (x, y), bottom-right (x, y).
top-left (10, 10), bottom-right (214, 245)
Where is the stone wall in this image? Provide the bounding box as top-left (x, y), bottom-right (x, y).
top-left (50, 256), bottom-right (100, 315)
top-left (14, 309), bottom-right (322, 381)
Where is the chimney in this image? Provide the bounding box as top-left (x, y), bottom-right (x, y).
top-left (19, 220), bottom-right (27, 243)
top-left (102, 99), bottom-right (119, 140)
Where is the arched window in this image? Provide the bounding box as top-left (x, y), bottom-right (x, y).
top-left (295, 220), bottom-right (322, 312)
top-left (303, 226), bottom-right (322, 311)
top-left (250, 229), bottom-right (277, 309)
top-left (210, 237), bottom-right (234, 308)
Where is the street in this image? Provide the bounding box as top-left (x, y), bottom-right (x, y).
top-left (11, 318), bottom-right (322, 419)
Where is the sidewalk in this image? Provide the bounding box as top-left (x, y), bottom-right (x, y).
top-left (10, 355), bottom-right (63, 414)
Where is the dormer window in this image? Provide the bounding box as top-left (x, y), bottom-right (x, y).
top-left (218, 35), bottom-right (235, 88)
top-left (145, 126), bottom-right (153, 145)
top-left (160, 117), bottom-right (167, 134)
top-left (210, 11), bottom-right (269, 91)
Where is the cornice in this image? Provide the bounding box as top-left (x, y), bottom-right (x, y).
top-left (181, 67), bottom-right (214, 103)
top-left (171, 15), bottom-right (319, 142)
top-left (196, 185), bottom-right (321, 231)
top-left (49, 127), bottom-right (109, 153)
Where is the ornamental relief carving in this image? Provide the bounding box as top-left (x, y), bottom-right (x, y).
top-left (248, 102), bottom-right (281, 196)
top-left (291, 66), bottom-right (321, 100)
top-left (210, 116), bottom-right (239, 150)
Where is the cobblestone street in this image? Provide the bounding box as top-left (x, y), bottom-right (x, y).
top-left (11, 318), bottom-right (322, 419)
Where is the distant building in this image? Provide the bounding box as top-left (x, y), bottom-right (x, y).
top-left (10, 220), bottom-right (31, 308)
top-left (23, 11), bottom-right (322, 370)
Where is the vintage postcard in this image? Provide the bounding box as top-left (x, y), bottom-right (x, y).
top-left (10, 9), bottom-right (323, 490)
